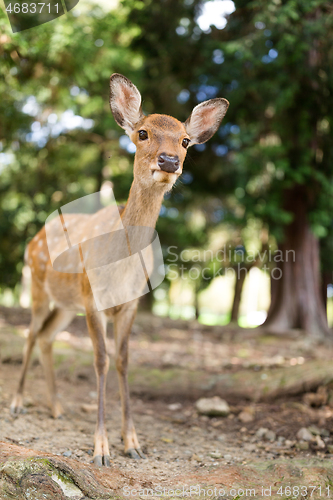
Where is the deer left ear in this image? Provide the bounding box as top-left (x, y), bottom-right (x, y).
top-left (184, 98), bottom-right (229, 145)
top-left (110, 74), bottom-right (144, 134)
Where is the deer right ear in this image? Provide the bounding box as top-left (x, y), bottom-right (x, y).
top-left (110, 74), bottom-right (144, 134)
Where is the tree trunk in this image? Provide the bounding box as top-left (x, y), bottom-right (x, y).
top-left (321, 271), bottom-right (331, 312)
top-left (264, 187), bottom-right (332, 340)
top-left (230, 264), bottom-right (248, 323)
top-left (194, 290), bottom-right (200, 320)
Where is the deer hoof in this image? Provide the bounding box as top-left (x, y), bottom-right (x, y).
top-left (93, 454), bottom-right (111, 467)
top-left (10, 395), bottom-right (23, 415)
top-left (137, 448), bottom-right (146, 459)
top-left (51, 401), bottom-right (64, 419)
top-left (126, 448), bottom-right (146, 459)
top-left (94, 455), bottom-right (103, 467)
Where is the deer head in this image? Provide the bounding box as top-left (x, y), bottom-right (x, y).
top-left (110, 74), bottom-right (229, 190)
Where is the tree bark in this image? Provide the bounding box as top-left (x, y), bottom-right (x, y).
top-left (321, 271), bottom-right (331, 312)
top-left (264, 187), bottom-right (332, 340)
top-left (0, 444), bottom-right (115, 499)
top-left (230, 264), bottom-right (248, 323)
top-left (194, 290), bottom-right (200, 320)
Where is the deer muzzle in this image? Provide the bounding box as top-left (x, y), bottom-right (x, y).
top-left (157, 153), bottom-right (180, 173)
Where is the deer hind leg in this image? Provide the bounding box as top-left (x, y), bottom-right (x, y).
top-left (37, 308), bottom-right (75, 418)
top-left (85, 311), bottom-right (110, 467)
top-left (11, 296), bottom-right (50, 414)
top-left (114, 304), bottom-right (145, 459)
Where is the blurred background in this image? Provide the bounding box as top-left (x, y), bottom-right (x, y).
top-left (1, 0), bottom-right (333, 338)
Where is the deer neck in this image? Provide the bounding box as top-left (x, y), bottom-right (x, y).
top-left (121, 179), bottom-right (166, 229)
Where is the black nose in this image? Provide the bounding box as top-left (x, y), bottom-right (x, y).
top-left (158, 153), bottom-right (180, 173)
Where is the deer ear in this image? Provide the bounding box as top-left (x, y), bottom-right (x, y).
top-left (184, 98), bottom-right (229, 145)
top-left (110, 74), bottom-right (144, 134)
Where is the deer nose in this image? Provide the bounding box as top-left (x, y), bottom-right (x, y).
top-left (158, 153), bottom-right (180, 173)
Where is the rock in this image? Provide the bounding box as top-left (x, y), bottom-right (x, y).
top-left (62, 450), bottom-right (72, 457)
top-left (161, 437), bottom-right (173, 443)
top-left (200, 415), bottom-right (209, 422)
top-left (327, 444), bottom-right (333, 453)
top-left (217, 434), bottom-right (226, 442)
top-left (195, 397), bottom-right (230, 417)
top-left (223, 454), bottom-right (232, 461)
top-left (307, 425), bottom-right (321, 436)
top-left (296, 428), bottom-right (313, 442)
top-left (265, 430), bottom-right (276, 442)
top-left (244, 443), bottom-right (257, 452)
top-left (171, 413), bottom-right (186, 424)
top-left (81, 403), bottom-right (98, 413)
top-left (295, 441), bottom-right (309, 451)
top-left (209, 451), bottom-right (222, 459)
top-left (168, 403), bottom-right (182, 411)
top-left (303, 386), bottom-right (327, 407)
top-left (314, 435), bottom-right (325, 449)
top-left (238, 407), bottom-right (255, 423)
top-left (211, 420), bottom-right (224, 428)
top-left (285, 440), bottom-right (295, 448)
top-left (256, 427), bottom-right (269, 439)
top-left (255, 427), bottom-right (276, 441)
top-left (307, 425), bottom-right (329, 437)
top-left (238, 412), bottom-right (253, 423)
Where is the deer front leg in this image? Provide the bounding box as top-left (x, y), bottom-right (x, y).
top-left (85, 311), bottom-right (111, 467)
top-left (114, 304), bottom-right (145, 459)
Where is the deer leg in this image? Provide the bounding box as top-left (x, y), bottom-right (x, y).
top-left (11, 298), bottom-right (50, 414)
top-left (85, 311), bottom-right (110, 467)
top-left (37, 308), bottom-right (75, 418)
top-left (114, 304), bottom-right (145, 459)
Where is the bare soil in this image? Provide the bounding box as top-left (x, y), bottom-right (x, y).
top-left (1, 306), bottom-right (333, 498)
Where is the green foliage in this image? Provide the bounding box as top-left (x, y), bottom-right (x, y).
top-left (123, 0), bottom-right (333, 263)
top-left (1, 0), bottom-right (333, 289)
top-left (0, 3), bottom-right (142, 287)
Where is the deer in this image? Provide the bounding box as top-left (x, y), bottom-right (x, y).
top-left (10, 74), bottom-right (229, 466)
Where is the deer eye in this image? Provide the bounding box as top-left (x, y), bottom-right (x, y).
top-left (182, 138), bottom-right (190, 148)
top-left (138, 130), bottom-right (148, 140)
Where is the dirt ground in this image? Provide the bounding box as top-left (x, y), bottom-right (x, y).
top-left (1, 306), bottom-right (333, 499)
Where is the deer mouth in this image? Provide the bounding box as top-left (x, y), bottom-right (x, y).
top-left (151, 162), bottom-right (181, 183)
top-left (151, 169), bottom-right (178, 184)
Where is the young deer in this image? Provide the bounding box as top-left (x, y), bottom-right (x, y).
top-left (11, 74), bottom-right (229, 466)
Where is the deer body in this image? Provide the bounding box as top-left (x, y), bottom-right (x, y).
top-left (11, 74), bottom-right (228, 466)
